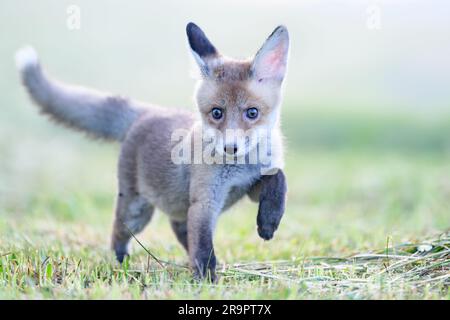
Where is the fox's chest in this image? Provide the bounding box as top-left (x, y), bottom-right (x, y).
top-left (219, 164), bottom-right (261, 211)
top-left (138, 162), bottom-right (260, 220)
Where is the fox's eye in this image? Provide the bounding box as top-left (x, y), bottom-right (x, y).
top-left (211, 108), bottom-right (223, 120)
top-left (246, 107), bottom-right (259, 119)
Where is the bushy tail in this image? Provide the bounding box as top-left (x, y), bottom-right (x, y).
top-left (15, 46), bottom-right (147, 141)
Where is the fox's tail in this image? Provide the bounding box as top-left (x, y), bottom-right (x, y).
top-left (15, 46), bottom-right (146, 141)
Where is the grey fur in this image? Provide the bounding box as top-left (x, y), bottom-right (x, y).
top-left (17, 23), bottom-right (289, 281)
top-left (170, 220), bottom-right (189, 252)
top-left (19, 61), bottom-right (148, 141)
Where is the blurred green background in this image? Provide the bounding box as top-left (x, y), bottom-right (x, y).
top-left (1, 0), bottom-right (450, 150)
top-left (0, 0), bottom-right (449, 298)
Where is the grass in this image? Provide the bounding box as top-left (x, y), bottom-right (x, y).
top-left (0, 116), bottom-right (449, 299)
top-left (0, 232), bottom-right (448, 299)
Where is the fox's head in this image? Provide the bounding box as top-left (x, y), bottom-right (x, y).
top-left (186, 22), bottom-right (289, 159)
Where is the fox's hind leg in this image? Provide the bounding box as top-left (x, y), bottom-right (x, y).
top-left (111, 193), bottom-right (154, 263)
top-left (170, 220), bottom-right (189, 252)
top-left (112, 134), bottom-right (156, 262)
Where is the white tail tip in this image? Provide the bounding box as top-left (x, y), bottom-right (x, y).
top-left (15, 46), bottom-right (39, 71)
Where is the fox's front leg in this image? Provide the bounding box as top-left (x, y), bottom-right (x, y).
top-left (249, 169), bottom-right (287, 240)
top-left (187, 199), bottom-right (219, 281)
top-left (187, 180), bottom-right (223, 282)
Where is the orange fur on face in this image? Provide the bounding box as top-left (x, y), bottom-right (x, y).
top-left (196, 58), bottom-right (280, 134)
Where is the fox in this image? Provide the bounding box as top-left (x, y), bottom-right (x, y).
top-left (15, 22), bottom-right (289, 281)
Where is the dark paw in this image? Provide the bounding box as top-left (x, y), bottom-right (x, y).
top-left (256, 170), bottom-right (286, 241)
top-left (113, 243), bottom-right (128, 263)
top-left (113, 238), bottom-right (130, 263)
top-left (192, 254), bottom-right (217, 283)
top-left (193, 269), bottom-right (218, 283)
top-left (257, 223), bottom-right (277, 240)
top-left (115, 250), bottom-right (129, 264)
top-left (257, 198), bottom-right (282, 240)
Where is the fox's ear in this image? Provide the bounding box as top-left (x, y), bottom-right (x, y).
top-left (186, 22), bottom-right (218, 75)
top-left (251, 26), bottom-right (289, 83)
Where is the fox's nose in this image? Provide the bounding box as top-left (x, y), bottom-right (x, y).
top-left (224, 144), bottom-right (238, 155)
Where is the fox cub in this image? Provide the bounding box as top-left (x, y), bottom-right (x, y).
top-left (16, 23), bottom-right (289, 281)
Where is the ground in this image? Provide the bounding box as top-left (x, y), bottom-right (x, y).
top-left (0, 110), bottom-right (449, 299)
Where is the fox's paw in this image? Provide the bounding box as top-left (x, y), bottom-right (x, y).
top-left (192, 269), bottom-right (218, 283)
top-left (115, 251), bottom-right (129, 264)
top-left (256, 169), bottom-right (287, 241)
top-left (257, 207), bottom-right (280, 241)
top-left (190, 252), bottom-right (218, 283)
top-left (256, 183), bottom-right (284, 240)
top-left (257, 224), bottom-right (277, 241)
top-left (112, 240), bottom-right (129, 264)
